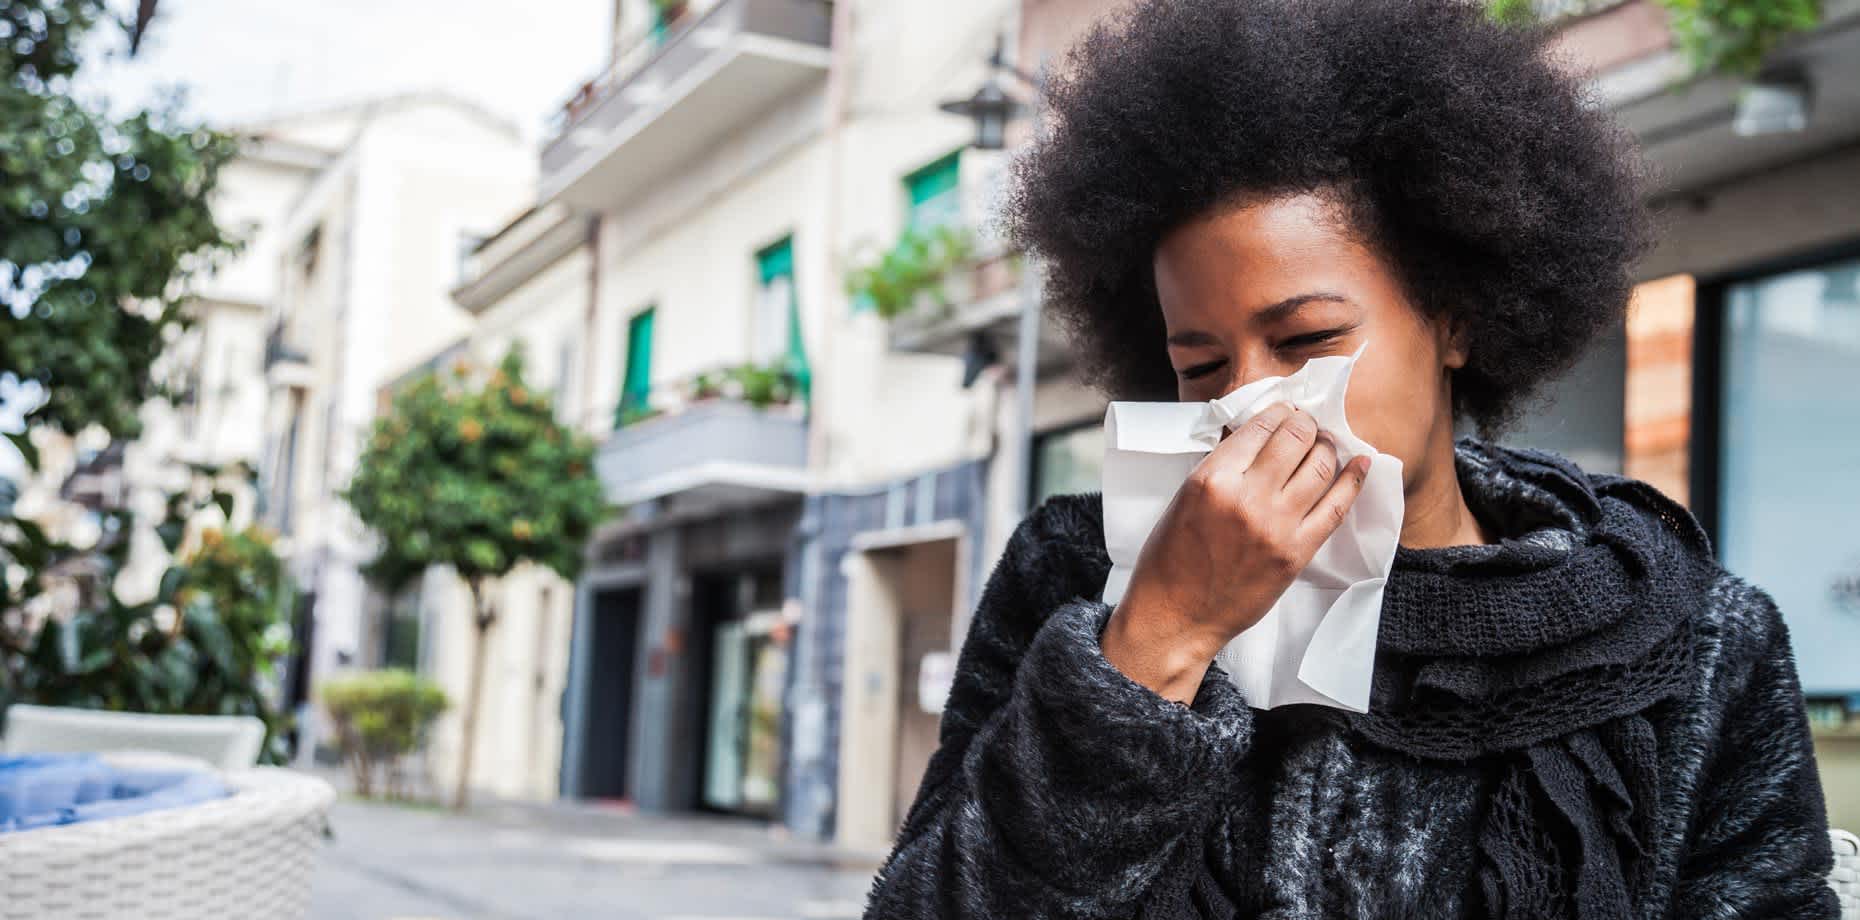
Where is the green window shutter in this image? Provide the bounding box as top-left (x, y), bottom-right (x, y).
top-left (617, 307), bottom-right (654, 427)
top-left (904, 151), bottom-right (962, 233)
top-left (756, 237), bottom-right (794, 284)
top-left (755, 238), bottom-right (810, 407)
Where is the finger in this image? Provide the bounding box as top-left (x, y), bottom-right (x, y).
top-left (1247, 406), bottom-right (1319, 489)
top-left (1297, 454), bottom-right (1370, 547)
top-left (1203, 401), bottom-right (1294, 474)
top-left (1281, 431), bottom-right (1339, 512)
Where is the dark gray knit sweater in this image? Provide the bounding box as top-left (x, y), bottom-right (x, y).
top-left (862, 441), bottom-right (1838, 919)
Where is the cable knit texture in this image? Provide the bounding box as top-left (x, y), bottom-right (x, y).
top-left (862, 439), bottom-right (1838, 919)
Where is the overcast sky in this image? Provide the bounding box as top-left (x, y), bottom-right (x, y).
top-left (82, 0), bottom-right (612, 143)
top-left (2, 1), bottom-right (613, 461)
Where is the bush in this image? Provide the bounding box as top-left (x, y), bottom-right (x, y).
top-left (320, 669), bottom-right (449, 800)
top-left (4, 521), bottom-right (297, 765)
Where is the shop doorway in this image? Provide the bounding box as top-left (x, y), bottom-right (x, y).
top-left (691, 567), bottom-right (788, 818)
top-left (836, 527), bottom-right (965, 849)
top-left (577, 586), bottom-right (643, 801)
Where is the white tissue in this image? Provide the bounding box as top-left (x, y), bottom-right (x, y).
top-left (1099, 344), bottom-right (1404, 712)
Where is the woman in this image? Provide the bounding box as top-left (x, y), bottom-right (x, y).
top-left (861, 1), bottom-right (1839, 918)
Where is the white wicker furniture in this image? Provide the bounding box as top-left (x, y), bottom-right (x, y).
top-left (1833, 828), bottom-right (1860, 920)
top-left (2, 704), bottom-right (265, 770)
top-left (0, 762), bottom-right (334, 920)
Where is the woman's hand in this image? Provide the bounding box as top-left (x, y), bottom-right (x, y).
top-left (1101, 403), bottom-right (1370, 703)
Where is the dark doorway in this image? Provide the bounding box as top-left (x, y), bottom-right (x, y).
top-left (579, 586), bottom-right (643, 800)
top-left (281, 591), bottom-right (316, 759)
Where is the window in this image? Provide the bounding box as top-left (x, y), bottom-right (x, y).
top-left (1714, 253), bottom-right (1860, 695)
top-left (1032, 423), bottom-right (1105, 506)
top-left (617, 307), bottom-right (655, 427)
top-left (904, 151), bottom-right (963, 233)
top-left (754, 237), bottom-right (809, 404)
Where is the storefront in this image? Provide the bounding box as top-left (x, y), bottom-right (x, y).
top-left (692, 566), bottom-right (789, 817)
top-left (1694, 247), bottom-right (1860, 699)
top-left (562, 500), bottom-right (802, 819)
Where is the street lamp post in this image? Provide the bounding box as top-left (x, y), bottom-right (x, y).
top-left (939, 38), bottom-right (1043, 517)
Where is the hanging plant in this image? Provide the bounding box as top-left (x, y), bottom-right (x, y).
top-left (1652, 0), bottom-right (1821, 78)
top-left (844, 224), bottom-right (978, 319)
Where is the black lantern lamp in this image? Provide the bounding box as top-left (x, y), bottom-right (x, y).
top-left (939, 75), bottom-right (1027, 151)
top-left (938, 36), bottom-right (1037, 151)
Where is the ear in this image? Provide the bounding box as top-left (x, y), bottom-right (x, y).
top-left (1439, 317), bottom-right (1470, 370)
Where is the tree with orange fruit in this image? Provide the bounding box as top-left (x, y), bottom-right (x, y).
top-left (344, 345), bottom-right (604, 809)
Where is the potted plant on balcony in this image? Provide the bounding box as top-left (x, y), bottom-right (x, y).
top-left (725, 362), bottom-right (799, 411)
top-left (844, 224), bottom-right (978, 320)
top-left (1485, 0), bottom-right (1821, 83)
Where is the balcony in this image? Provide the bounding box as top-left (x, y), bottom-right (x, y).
top-left (541, 0), bottom-right (833, 210)
top-left (596, 399), bottom-right (808, 515)
top-left (882, 247), bottom-right (1073, 377)
top-left (1548, 0), bottom-right (1860, 194)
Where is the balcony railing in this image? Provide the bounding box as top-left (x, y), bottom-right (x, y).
top-left (596, 397), bottom-right (808, 512)
top-left (883, 245), bottom-right (1073, 376)
top-left (539, 0), bottom-right (833, 209)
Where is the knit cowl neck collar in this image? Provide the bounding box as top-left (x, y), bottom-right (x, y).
top-left (1339, 438), bottom-right (1720, 920)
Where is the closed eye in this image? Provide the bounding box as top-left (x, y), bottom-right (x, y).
top-left (1179, 359), bottom-right (1227, 380)
top-left (1278, 327), bottom-right (1350, 351)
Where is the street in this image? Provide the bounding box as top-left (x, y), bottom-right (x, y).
top-left (309, 797), bottom-right (882, 920)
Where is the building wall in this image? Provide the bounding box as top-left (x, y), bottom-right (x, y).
top-left (254, 98), bottom-right (536, 759)
top-left (813, 0), bottom-right (1016, 489)
top-left (590, 128), bottom-right (826, 419)
top-left (422, 563), bottom-right (579, 802)
top-left (470, 247), bottom-right (594, 420)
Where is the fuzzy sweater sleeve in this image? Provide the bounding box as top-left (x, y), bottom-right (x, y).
top-left (1670, 580), bottom-right (1840, 919)
top-left (861, 495), bottom-right (1255, 920)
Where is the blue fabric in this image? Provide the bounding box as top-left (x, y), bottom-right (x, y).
top-left (0, 754), bottom-right (231, 832)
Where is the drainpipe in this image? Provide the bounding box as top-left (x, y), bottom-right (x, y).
top-left (812, 0), bottom-right (854, 475)
top-left (787, 0), bottom-right (855, 842)
top-left (578, 215), bottom-right (603, 438)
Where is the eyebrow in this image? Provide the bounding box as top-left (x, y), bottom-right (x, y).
top-left (1165, 291), bottom-right (1357, 348)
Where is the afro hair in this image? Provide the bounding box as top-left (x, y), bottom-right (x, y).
top-left (1007, 0), bottom-right (1654, 433)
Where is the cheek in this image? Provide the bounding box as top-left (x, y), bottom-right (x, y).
top-left (1342, 351), bottom-right (1442, 465)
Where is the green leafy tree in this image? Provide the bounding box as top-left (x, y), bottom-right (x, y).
top-left (2, 1), bottom-right (268, 740)
top-left (344, 346), bottom-right (604, 808)
top-left (2, 0), bottom-right (239, 441)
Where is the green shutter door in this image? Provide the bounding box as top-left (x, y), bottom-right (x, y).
top-left (617, 307), bottom-right (654, 427)
top-left (755, 238), bottom-right (809, 407)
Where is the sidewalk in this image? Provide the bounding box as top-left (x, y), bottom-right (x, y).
top-left (308, 781), bottom-right (888, 920)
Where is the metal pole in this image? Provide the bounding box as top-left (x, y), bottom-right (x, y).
top-left (1009, 53), bottom-right (1047, 518)
top-left (1011, 266), bottom-right (1041, 517)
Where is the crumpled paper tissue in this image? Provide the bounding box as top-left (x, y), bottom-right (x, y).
top-left (1099, 344), bottom-right (1404, 712)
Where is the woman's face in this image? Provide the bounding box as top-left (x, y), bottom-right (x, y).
top-left (1151, 192), bottom-right (1464, 492)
